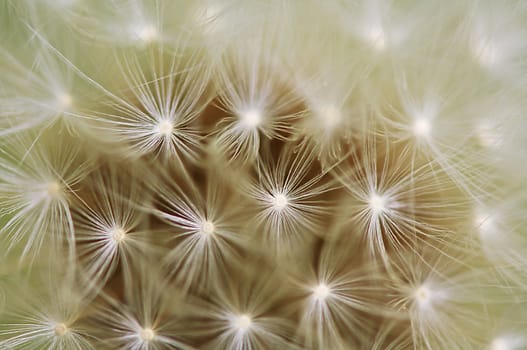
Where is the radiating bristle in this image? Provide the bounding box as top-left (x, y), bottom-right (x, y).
top-left (0, 130), bottom-right (94, 262)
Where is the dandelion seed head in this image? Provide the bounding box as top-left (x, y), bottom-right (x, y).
top-left (232, 314), bottom-right (252, 333)
top-left (239, 109), bottom-right (262, 129)
top-left (271, 193), bottom-right (289, 211)
top-left (2, 3), bottom-right (523, 350)
top-left (53, 322), bottom-right (69, 337)
top-left (139, 327), bottom-right (155, 341)
top-left (312, 283), bottom-right (331, 300)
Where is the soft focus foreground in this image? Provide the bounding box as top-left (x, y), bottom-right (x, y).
top-left (1, 1), bottom-right (527, 349)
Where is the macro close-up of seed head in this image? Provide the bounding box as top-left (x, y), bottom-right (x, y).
top-left (1, 0), bottom-right (527, 349)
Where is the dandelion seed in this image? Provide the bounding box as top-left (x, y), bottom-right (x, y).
top-left (328, 0), bottom-right (389, 50)
top-left (245, 146), bottom-right (334, 254)
top-left (201, 269), bottom-right (297, 350)
top-left (366, 25), bottom-right (387, 51)
top-left (45, 181), bottom-right (63, 198)
top-left (466, 2), bottom-right (527, 82)
top-left (297, 243), bottom-right (385, 349)
top-left (312, 283), bottom-right (331, 301)
top-left (0, 132), bottom-right (92, 260)
top-left (0, 276), bottom-right (95, 350)
top-left (65, 0), bottom-right (179, 47)
top-left (155, 119), bottom-right (174, 137)
top-left (0, 45), bottom-right (80, 135)
top-left (56, 92), bottom-right (73, 111)
top-left (489, 334), bottom-right (527, 350)
top-left (200, 220), bottom-right (215, 236)
top-left (491, 337), bottom-right (509, 350)
top-left (87, 265), bottom-right (192, 350)
top-left (476, 120), bottom-right (502, 149)
top-left (240, 109), bottom-right (262, 129)
top-left (290, 37), bottom-right (367, 163)
top-left (368, 192), bottom-right (388, 216)
top-left (73, 165), bottom-right (152, 290)
top-left (485, 307), bottom-right (527, 350)
top-left (110, 226), bottom-right (127, 243)
top-left (323, 0), bottom-right (418, 54)
top-left (406, 99), bottom-right (438, 142)
top-left (296, 98), bottom-right (353, 164)
top-left (387, 252), bottom-right (490, 350)
top-left (271, 193), bottom-right (289, 211)
top-left (53, 322), bottom-right (69, 337)
top-left (139, 327), bottom-right (155, 342)
top-left (194, 0), bottom-right (274, 49)
top-left (134, 24), bottom-right (158, 43)
top-left (152, 171), bottom-right (246, 291)
top-left (383, 58), bottom-right (502, 198)
top-left (212, 34), bottom-right (301, 163)
top-left (471, 199), bottom-right (527, 289)
top-left (412, 117), bottom-right (431, 139)
top-left (316, 104), bottom-right (342, 131)
top-left (472, 39), bottom-right (500, 68)
top-left (474, 209), bottom-right (497, 238)
top-left (414, 285), bottom-right (432, 307)
top-left (89, 45), bottom-right (209, 162)
top-left (334, 137), bottom-right (461, 264)
top-left (232, 314), bottom-right (252, 333)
